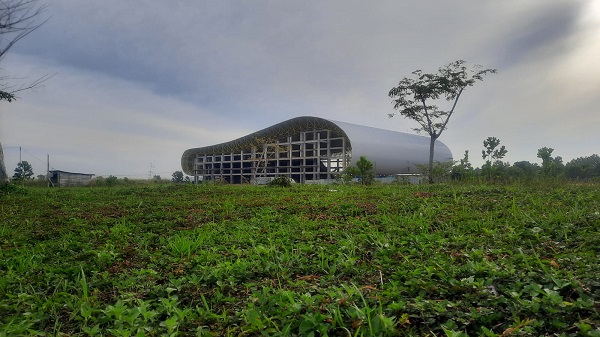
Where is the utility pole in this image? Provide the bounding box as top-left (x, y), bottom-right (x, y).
top-left (19, 147), bottom-right (23, 186)
top-left (47, 154), bottom-right (50, 188)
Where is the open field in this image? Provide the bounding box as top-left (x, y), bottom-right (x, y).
top-left (1, 183), bottom-right (599, 336)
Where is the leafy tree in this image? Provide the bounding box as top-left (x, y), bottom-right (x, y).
top-left (549, 156), bottom-right (564, 177)
top-left (416, 161), bottom-right (453, 183)
top-left (342, 156), bottom-right (375, 185)
top-left (481, 137), bottom-right (507, 181)
top-left (12, 160), bottom-right (34, 180)
top-left (507, 161), bottom-right (540, 181)
top-left (36, 174), bottom-right (46, 180)
top-left (341, 166), bottom-right (359, 183)
top-left (171, 171), bottom-right (184, 183)
top-left (536, 147), bottom-right (564, 177)
top-left (94, 176), bottom-right (105, 185)
top-left (153, 175), bottom-right (161, 181)
top-left (0, 0), bottom-right (50, 183)
top-left (355, 156), bottom-right (375, 185)
top-left (388, 60), bottom-right (495, 183)
top-left (105, 175), bottom-right (118, 186)
top-left (482, 137), bottom-right (507, 164)
top-left (489, 160), bottom-right (511, 181)
top-left (536, 147), bottom-right (553, 165)
top-left (451, 150), bottom-right (474, 180)
top-left (564, 154), bottom-right (600, 179)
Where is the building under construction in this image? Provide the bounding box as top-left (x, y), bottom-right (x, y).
top-left (181, 116), bottom-right (452, 184)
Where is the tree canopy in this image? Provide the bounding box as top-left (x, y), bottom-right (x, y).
top-left (171, 171), bottom-right (184, 183)
top-left (12, 160), bottom-right (34, 180)
top-left (565, 154), bottom-right (600, 179)
top-left (389, 60), bottom-right (495, 183)
top-left (482, 137), bottom-right (507, 164)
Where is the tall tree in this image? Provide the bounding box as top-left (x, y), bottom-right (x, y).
top-left (171, 171), bottom-right (184, 183)
top-left (0, 0), bottom-right (49, 183)
top-left (355, 156), bottom-right (374, 185)
top-left (389, 60), bottom-right (495, 183)
top-left (12, 160), bottom-right (33, 180)
top-left (564, 154), bottom-right (600, 179)
top-left (482, 137), bottom-right (507, 165)
top-left (481, 136), bottom-right (507, 181)
top-left (508, 161), bottom-right (540, 181)
top-left (451, 150), bottom-right (474, 180)
top-left (537, 147), bottom-right (564, 177)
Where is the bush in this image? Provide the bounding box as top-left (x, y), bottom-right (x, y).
top-left (341, 166), bottom-right (359, 184)
top-left (267, 176), bottom-right (294, 187)
top-left (0, 183), bottom-right (27, 197)
top-left (106, 175), bottom-right (118, 186)
top-left (341, 156), bottom-right (375, 185)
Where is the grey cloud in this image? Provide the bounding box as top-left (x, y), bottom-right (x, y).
top-left (489, 3), bottom-right (583, 69)
top-left (3, 1), bottom-right (599, 175)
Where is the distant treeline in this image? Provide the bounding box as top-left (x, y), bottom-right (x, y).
top-left (450, 151), bottom-right (600, 182)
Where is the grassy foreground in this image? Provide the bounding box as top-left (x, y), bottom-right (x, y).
top-left (1, 183), bottom-right (599, 336)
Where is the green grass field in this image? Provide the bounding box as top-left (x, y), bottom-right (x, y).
top-left (1, 183), bottom-right (599, 336)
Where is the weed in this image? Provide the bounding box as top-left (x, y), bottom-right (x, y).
top-left (167, 232), bottom-right (204, 259)
top-left (0, 184), bottom-right (598, 335)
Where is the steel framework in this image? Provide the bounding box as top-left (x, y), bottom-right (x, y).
top-left (181, 117), bottom-right (351, 183)
top-left (181, 116), bottom-right (453, 183)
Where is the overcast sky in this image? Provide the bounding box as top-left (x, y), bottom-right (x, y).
top-left (1, 0), bottom-right (599, 178)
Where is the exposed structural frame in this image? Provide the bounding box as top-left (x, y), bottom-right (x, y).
top-left (181, 116), bottom-right (453, 184)
top-left (182, 117), bottom-right (350, 184)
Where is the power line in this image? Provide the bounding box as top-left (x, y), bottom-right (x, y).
top-left (2, 146), bottom-right (56, 171)
top-left (22, 148), bottom-right (54, 169)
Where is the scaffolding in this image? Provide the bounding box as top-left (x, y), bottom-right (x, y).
top-left (192, 128), bottom-right (349, 184)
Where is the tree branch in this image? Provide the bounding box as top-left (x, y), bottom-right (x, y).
top-left (420, 98), bottom-right (435, 136)
top-left (436, 87), bottom-right (464, 138)
top-left (5, 72), bottom-right (54, 96)
top-left (0, 1), bottom-right (49, 61)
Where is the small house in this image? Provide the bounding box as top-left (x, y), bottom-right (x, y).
top-left (49, 170), bottom-right (94, 187)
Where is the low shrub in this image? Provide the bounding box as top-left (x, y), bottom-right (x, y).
top-left (267, 176), bottom-right (294, 187)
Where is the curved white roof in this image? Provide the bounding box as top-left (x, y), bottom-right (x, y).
top-left (181, 116), bottom-right (453, 175)
top-left (331, 120), bottom-right (453, 175)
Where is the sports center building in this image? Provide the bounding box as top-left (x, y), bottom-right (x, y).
top-left (181, 116), bottom-right (452, 184)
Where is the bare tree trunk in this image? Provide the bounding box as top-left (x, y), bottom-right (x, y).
top-left (0, 140), bottom-right (8, 183)
top-left (428, 136), bottom-right (436, 184)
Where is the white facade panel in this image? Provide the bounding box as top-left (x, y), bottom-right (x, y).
top-left (330, 120), bottom-right (453, 175)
